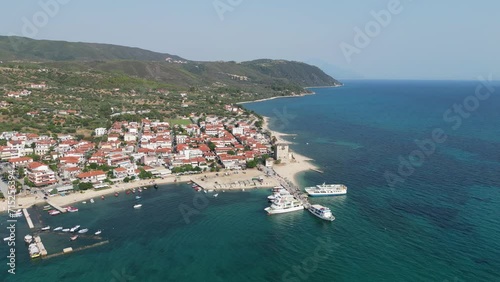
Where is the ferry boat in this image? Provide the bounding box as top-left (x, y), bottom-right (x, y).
top-left (308, 204), bottom-right (335, 221)
top-left (70, 235), bottom-right (79, 241)
top-left (95, 230), bottom-right (102, 235)
top-left (70, 225), bottom-right (81, 232)
top-left (41, 226), bottom-right (50, 231)
top-left (48, 210), bottom-right (61, 216)
top-left (53, 227), bottom-right (63, 231)
top-left (29, 243), bottom-right (41, 258)
top-left (304, 183), bottom-right (347, 197)
top-left (264, 196), bottom-right (304, 215)
top-left (134, 204), bottom-right (142, 209)
top-left (66, 206), bottom-right (79, 212)
top-left (24, 235), bottom-right (33, 244)
top-left (78, 228), bottom-right (88, 234)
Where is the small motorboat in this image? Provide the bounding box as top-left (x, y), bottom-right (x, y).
top-left (90, 198), bottom-right (95, 203)
top-left (126, 190), bottom-right (131, 195)
top-left (143, 187), bottom-right (148, 190)
top-left (78, 228), bottom-right (88, 234)
top-left (101, 195), bottom-right (105, 200)
top-left (70, 235), bottom-right (79, 241)
top-left (41, 226), bottom-right (50, 231)
top-left (3, 237), bottom-right (11, 242)
top-left (115, 192), bottom-right (119, 197)
top-left (82, 201), bottom-right (87, 204)
top-left (43, 205), bottom-right (52, 210)
top-left (94, 230), bottom-right (102, 235)
top-left (70, 225), bottom-right (81, 232)
top-left (53, 227), bottom-right (63, 231)
top-left (133, 204), bottom-right (142, 209)
top-left (66, 206), bottom-right (79, 212)
top-left (213, 194), bottom-right (219, 198)
top-left (24, 235), bottom-right (33, 244)
top-left (135, 195), bottom-right (141, 200)
top-left (154, 184), bottom-right (158, 189)
top-left (48, 210), bottom-right (61, 216)
top-left (62, 228), bottom-right (70, 232)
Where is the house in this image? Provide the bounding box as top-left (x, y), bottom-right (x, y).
top-left (94, 128), bottom-right (107, 137)
top-left (26, 162), bottom-right (57, 187)
top-left (113, 167), bottom-right (128, 179)
top-left (8, 156), bottom-right (33, 168)
top-left (61, 166), bottom-right (81, 181)
top-left (77, 170), bottom-right (106, 183)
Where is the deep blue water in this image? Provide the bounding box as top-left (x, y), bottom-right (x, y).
top-left (1, 80), bottom-right (500, 281)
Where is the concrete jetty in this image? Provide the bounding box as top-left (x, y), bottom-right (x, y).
top-left (43, 240), bottom-right (109, 260)
top-left (22, 208), bottom-right (35, 229)
top-left (33, 235), bottom-right (48, 256)
top-left (46, 201), bottom-right (67, 213)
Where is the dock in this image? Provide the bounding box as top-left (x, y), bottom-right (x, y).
top-left (46, 201), bottom-right (67, 213)
top-left (33, 235), bottom-right (48, 257)
top-left (23, 208), bottom-right (35, 229)
top-left (43, 240), bottom-right (109, 260)
top-left (274, 173), bottom-right (311, 209)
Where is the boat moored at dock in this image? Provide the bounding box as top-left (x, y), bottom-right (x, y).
top-left (41, 226), bottom-right (51, 231)
top-left (53, 227), bottom-right (63, 231)
top-left (28, 243), bottom-right (41, 258)
top-left (308, 205), bottom-right (335, 221)
top-left (48, 210), bottom-right (61, 216)
top-left (78, 228), bottom-right (89, 234)
top-left (265, 195), bottom-right (304, 215)
top-left (70, 225), bottom-right (81, 232)
top-left (66, 206), bottom-right (79, 212)
top-left (305, 183), bottom-right (347, 197)
top-left (24, 235), bottom-right (33, 244)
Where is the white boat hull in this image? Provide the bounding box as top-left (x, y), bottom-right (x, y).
top-left (265, 205), bottom-right (304, 215)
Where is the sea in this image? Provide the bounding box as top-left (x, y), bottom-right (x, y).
top-left (1, 80), bottom-right (500, 281)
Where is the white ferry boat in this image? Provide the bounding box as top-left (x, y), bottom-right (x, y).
top-left (29, 243), bottom-right (41, 259)
top-left (305, 183), bottom-right (347, 197)
top-left (308, 204), bottom-right (335, 221)
top-left (264, 196), bottom-right (304, 215)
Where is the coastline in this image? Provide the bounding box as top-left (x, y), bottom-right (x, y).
top-left (260, 116), bottom-right (319, 185)
top-left (1, 169), bottom-right (282, 211)
top-left (237, 84), bottom-right (342, 105)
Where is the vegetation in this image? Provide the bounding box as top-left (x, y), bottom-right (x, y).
top-left (78, 182), bottom-right (94, 190)
top-left (0, 37), bottom-right (341, 135)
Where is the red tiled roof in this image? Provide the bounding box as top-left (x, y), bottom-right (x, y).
top-left (77, 170), bottom-right (106, 178)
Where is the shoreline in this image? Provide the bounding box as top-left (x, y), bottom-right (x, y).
top-left (237, 84), bottom-right (342, 105)
top-left (260, 116), bottom-right (319, 185)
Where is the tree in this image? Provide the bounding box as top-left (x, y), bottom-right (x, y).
top-left (123, 177), bottom-right (131, 183)
top-left (246, 159), bottom-right (258, 168)
top-left (138, 169), bottom-right (153, 179)
top-left (207, 141), bottom-right (216, 151)
top-left (78, 182), bottom-right (93, 190)
top-left (17, 167), bottom-right (25, 179)
top-left (50, 188), bottom-right (58, 195)
top-left (227, 150), bottom-right (236, 155)
top-left (24, 177), bottom-right (35, 187)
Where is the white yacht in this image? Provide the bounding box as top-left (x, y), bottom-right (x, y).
top-left (308, 204), bottom-right (335, 221)
top-left (305, 183), bottom-right (347, 197)
top-left (78, 228), bottom-right (89, 234)
top-left (264, 196), bottom-right (304, 215)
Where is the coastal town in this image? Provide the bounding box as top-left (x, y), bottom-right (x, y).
top-left (0, 103), bottom-right (317, 209)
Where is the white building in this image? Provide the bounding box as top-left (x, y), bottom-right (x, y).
top-left (94, 128), bottom-right (107, 137)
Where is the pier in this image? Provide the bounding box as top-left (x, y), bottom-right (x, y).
top-left (23, 208), bottom-right (35, 229)
top-left (273, 172), bottom-right (311, 209)
top-left (33, 235), bottom-right (48, 257)
top-left (46, 201), bottom-right (67, 213)
top-left (43, 240), bottom-right (109, 260)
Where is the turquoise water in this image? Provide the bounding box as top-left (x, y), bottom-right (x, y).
top-left (2, 80), bottom-right (500, 281)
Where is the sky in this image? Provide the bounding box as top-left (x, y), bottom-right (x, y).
top-left (1, 0), bottom-right (499, 80)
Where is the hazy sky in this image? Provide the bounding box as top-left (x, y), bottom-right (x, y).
top-left (2, 0), bottom-right (499, 80)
